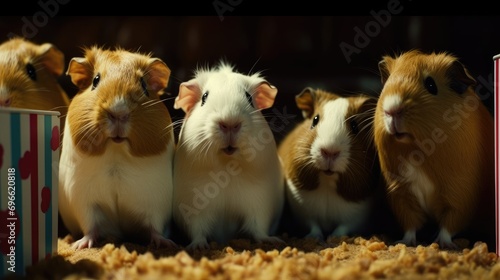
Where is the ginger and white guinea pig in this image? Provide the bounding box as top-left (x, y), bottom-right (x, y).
top-left (58, 46), bottom-right (176, 249)
top-left (0, 37), bottom-right (70, 128)
top-left (374, 49), bottom-right (495, 249)
top-left (278, 87), bottom-right (380, 240)
top-left (172, 61), bottom-right (284, 250)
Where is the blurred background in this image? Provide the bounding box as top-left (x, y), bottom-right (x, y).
top-left (1, 15), bottom-right (499, 141)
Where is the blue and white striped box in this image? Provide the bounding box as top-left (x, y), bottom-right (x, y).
top-left (0, 107), bottom-right (60, 276)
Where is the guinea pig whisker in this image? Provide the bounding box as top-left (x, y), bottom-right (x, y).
top-left (141, 99), bottom-right (164, 108)
top-left (247, 57), bottom-right (262, 75)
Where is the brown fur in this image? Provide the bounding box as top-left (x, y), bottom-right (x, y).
top-left (0, 37), bottom-right (70, 127)
top-left (66, 46), bottom-right (173, 157)
top-left (374, 50), bottom-right (495, 244)
top-left (278, 88), bottom-right (379, 202)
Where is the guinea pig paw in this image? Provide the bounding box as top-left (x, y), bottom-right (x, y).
top-left (434, 238), bottom-right (458, 250)
top-left (396, 231), bottom-right (417, 247)
top-left (72, 235), bottom-right (97, 250)
top-left (186, 238), bottom-right (210, 251)
top-left (150, 231), bottom-right (178, 249)
top-left (434, 229), bottom-right (459, 250)
top-left (255, 235), bottom-right (285, 245)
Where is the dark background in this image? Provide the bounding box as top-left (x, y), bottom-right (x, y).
top-left (2, 15), bottom-right (499, 142)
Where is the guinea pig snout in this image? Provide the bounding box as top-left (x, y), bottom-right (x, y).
top-left (0, 89), bottom-right (12, 107)
top-left (383, 108), bottom-right (403, 134)
top-left (219, 120), bottom-right (242, 134)
top-left (0, 97), bottom-right (11, 107)
top-left (218, 120), bottom-right (242, 147)
top-left (382, 95), bottom-right (408, 137)
top-left (321, 148), bottom-right (340, 161)
top-left (318, 147), bottom-right (341, 174)
top-left (107, 110), bottom-right (130, 139)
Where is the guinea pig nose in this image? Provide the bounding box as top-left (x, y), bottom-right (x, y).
top-left (321, 149), bottom-right (340, 160)
top-left (219, 121), bottom-right (242, 133)
top-left (0, 98), bottom-right (11, 107)
top-left (108, 111), bottom-right (130, 123)
top-left (384, 108), bottom-right (403, 118)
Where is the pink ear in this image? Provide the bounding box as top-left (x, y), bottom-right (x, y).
top-left (174, 80), bottom-right (201, 113)
top-left (253, 82), bottom-right (278, 110)
top-left (146, 59), bottom-right (171, 94)
top-left (66, 57), bottom-right (92, 90)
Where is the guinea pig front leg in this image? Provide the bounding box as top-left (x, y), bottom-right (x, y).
top-left (73, 228), bottom-right (100, 250)
top-left (185, 214), bottom-right (215, 250)
top-left (305, 223), bottom-right (324, 241)
top-left (72, 205), bottom-right (109, 249)
top-left (329, 224), bottom-right (351, 238)
top-left (150, 229), bottom-right (177, 248)
top-left (387, 184), bottom-right (427, 247)
top-left (242, 210), bottom-right (284, 245)
top-left (433, 207), bottom-right (468, 250)
top-left (433, 228), bottom-right (457, 250)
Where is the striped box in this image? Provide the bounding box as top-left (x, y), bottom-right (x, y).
top-left (495, 54), bottom-right (500, 255)
top-left (0, 107), bottom-right (60, 276)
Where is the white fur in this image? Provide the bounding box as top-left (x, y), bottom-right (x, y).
top-left (382, 94), bottom-right (402, 134)
top-left (286, 175), bottom-right (371, 239)
top-left (173, 64), bottom-right (284, 249)
top-left (58, 118), bottom-right (175, 245)
top-left (403, 162), bottom-right (435, 212)
top-left (310, 99), bottom-right (351, 173)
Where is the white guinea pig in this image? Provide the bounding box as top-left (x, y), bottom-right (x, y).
top-left (58, 46), bottom-right (176, 249)
top-left (278, 87), bottom-right (380, 241)
top-left (172, 61), bottom-right (284, 250)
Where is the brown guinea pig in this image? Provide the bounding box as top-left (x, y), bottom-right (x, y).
top-left (0, 37), bottom-right (70, 124)
top-left (373, 50), bottom-right (495, 249)
top-left (278, 87), bottom-right (381, 240)
top-left (58, 46), bottom-right (176, 249)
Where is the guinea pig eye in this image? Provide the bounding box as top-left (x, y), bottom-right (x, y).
top-left (26, 63), bottom-right (36, 81)
top-left (424, 76), bottom-right (438, 95)
top-left (245, 91), bottom-right (254, 108)
top-left (92, 73), bottom-right (101, 91)
top-left (350, 119), bottom-right (359, 134)
top-left (311, 114), bottom-right (320, 129)
top-left (201, 91), bottom-right (209, 106)
top-left (140, 77), bottom-right (149, 97)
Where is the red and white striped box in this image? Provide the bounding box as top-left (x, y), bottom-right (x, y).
top-left (0, 107), bottom-right (60, 276)
top-left (495, 54), bottom-right (500, 255)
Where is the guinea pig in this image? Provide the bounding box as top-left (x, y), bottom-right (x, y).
top-left (373, 49), bottom-right (495, 249)
top-left (172, 61), bottom-right (284, 250)
top-left (58, 46), bottom-right (176, 249)
top-left (0, 37), bottom-right (70, 125)
top-left (278, 87), bottom-right (381, 241)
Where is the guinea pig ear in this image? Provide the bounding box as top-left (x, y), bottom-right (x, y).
top-left (295, 87), bottom-right (315, 119)
top-left (37, 43), bottom-right (65, 77)
top-left (174, 79), bottom-right (201, 113)
top-left (378, 56), bottom-right (393, 86)
top-left (66, 57), bottom-right (93, 90)
top-left (447, 60), bottom-right (477, 94)
top-left (145, 58), bottom-right (171, 96)
top-left (253, 82), bottom-right (278, 110)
